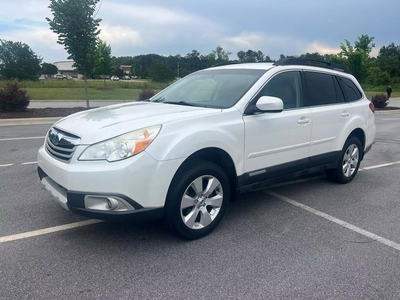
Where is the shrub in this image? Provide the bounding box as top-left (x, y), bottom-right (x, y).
top-left (139, 89), bottom-right (155, 101)
top-left (0, 79), bottom-right (30, 111)
top-left (371, 94), bottom-right (388, 108)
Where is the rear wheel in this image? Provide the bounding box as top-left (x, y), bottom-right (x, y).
top-left (326, 136), bottom-right (362, 184)
top-left (164, 160), bottom-right (230, 240)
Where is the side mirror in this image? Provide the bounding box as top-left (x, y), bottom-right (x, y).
top-left (254, 96), bottom-right (284, 113)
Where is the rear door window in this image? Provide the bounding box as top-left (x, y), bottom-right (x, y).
top-left (304, 72), bottom-right (339, 106)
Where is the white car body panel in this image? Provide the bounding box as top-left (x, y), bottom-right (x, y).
top-left (243, 107), bottom-right (312, 172)
top-left (37, 61), bottom-right (376, 230)
top-left (53, 102), bottom-right (221, 144)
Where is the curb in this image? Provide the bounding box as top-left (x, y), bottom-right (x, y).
top-left (0, 117), bottom-right (62, 127)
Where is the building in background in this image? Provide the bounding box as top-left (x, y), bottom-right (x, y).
top-left (53, 61), bottom-right (79, 78)
top-left (120, 65), bottom-right (132, 74)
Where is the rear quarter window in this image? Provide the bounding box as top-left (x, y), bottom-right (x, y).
top-left (339, 77), bottom-right (362, 101)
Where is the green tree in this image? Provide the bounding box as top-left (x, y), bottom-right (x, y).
top-left (340, 35), bottom-right (375, 83)
top-left (354, 34), bottom-right (375, 55)
top-left (147, 60), bottom-right (175, 82)
top-left (208, 45), bottom-right (231, 63)
top-left (46, 0), bottom-right (101, 107)
top-left (366, 66), bottom-right (391, 86)
top-left (299, 52), bottom-right (325, 61)
top-left (377, 43), bottom-right (400, 77)
top-left (93, 40), bottom-right (112, 87)
top-left (0, 40), bottom-right (42, 80)
top-left (41, 62), bottom-right (58, 75)
top-left (237, 50), bottom-right (265, 62)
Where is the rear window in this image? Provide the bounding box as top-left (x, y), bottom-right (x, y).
top-left (339, 77), bottom-right (362, 101)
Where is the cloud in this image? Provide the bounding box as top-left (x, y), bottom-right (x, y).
top-left (222, 32), bottom-right (313, 59)
top-left (306, 42), bottom-right (340, 55)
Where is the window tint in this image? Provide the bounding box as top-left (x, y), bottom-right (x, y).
top-left (258, 71), bottom-right (303, 109)
top-left (305, 72), bottom-right (338, 106)
top-left (339, 77), bottom-right (362, 101)
top-left (333, 76), bottom-right (345, 103)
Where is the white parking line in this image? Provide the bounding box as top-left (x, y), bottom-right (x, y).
top-left (0, 163), bottom-right (14, 168)
top-left (21, 161), bottom-right (38, 165)
top-left (265, 190), bottom-right (400, 252)
top-left (0, 220), bottom-right (103, 244)
top-left (0, 136), bottom-right (45, 141)
top-left (361, 161), bottom-right (400, 170)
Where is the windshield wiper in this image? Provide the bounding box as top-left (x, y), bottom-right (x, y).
top-left (163, 101), bottom-right (197, 107)
top-left (151, 97), bottom-right (165, 103)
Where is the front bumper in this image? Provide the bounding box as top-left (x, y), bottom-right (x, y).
top-left (37, 144), bottom-right (185, 221)
top-left (38, 167), bottom-right (163, 221)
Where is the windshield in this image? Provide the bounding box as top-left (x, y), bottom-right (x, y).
top-left (151, 69), bottom-right (266, 108)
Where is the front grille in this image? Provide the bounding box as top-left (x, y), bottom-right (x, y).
top-left (45, 127), bottom-right (81, 162)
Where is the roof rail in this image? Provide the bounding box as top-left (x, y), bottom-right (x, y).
top-left (211, 61), bottom-right (240, 67)
top-left (273, 58), bottom-right (350, 74)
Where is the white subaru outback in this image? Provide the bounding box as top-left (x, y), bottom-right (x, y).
top-left (37, 59), bottom-right (376, 239)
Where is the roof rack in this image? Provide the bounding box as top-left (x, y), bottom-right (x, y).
top-left (211, 61), bottom-right (240, 67)
top-left (273, 58), bottom-right (350, 74)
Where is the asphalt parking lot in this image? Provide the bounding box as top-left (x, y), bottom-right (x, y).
top-left (1, 112), bottom-right (400, 300)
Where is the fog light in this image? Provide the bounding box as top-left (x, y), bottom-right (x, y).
top-left (107, 197), bottom-right (120, 210)
top-left (84, 195), bottom-right (135, 212)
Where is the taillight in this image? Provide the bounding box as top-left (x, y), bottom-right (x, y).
top-left (369, 101), bottom-right (375, 113)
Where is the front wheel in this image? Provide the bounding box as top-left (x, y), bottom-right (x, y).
top-left (164, 160), bottom-right (230, 240)
top-left (326, 136), bottom-right (362, 184)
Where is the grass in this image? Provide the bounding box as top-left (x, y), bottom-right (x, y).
top-left (0, 79), bottom-right (169, 101)
top-left (1, 79), bottom-right (400, 101)
top-left (364, 90), bottom-right (400, 100)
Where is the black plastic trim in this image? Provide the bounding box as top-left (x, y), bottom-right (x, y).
top-left (237, 151), bottom-right (342, 193)
top-left (364, 144), bottom-right (372, 156)
top-left (274, 58), bottom-right (350, 74)
top-left (37, 167), bottom-right (47, 180)
top-left (68, 206), bottom-right (164, 222)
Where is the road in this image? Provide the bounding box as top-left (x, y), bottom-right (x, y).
top-left (1, 113), bottom-right (400, 299)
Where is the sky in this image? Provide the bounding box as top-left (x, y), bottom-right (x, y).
top-left (0, 0), bottom-right (399, 63)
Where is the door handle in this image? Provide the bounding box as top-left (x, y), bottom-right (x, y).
top-left (341, 111), bottom-right (351, 118)
top-left (297, 117), bottom-right (310, 125)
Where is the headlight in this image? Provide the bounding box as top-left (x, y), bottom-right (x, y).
top-left (79, 125), bottom-right (161, 162)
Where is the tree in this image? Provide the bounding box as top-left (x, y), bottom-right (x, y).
top-left (299, 52), bottom-right (325, 61)
top-left (354, 34), bottom-right (375, 55)
top-left (208, 45), bottom-right (231, 63)
top-left (377, 43), bottom-right (400, 77)
top-left (0, 40), bottom-right (42, 80)
top-left (366, 67), bottom-right (391, 86)
top-left (339, 35), bottom-right (375, 83)
top-left (147, 60), bottom-right (175, 82)
top-left (237, 50), bottom-right (266, 62)
top-left (93, 40), bottom-right (112, 87)
top-left (41, 62), bottom-right (58, 75)
top-left (47, 0), bottom-right (102, 107)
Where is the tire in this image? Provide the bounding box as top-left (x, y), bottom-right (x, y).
top-left (164, 160), bottom-right (230, 240)
top-left (326, 136), bottom-right (362, 184)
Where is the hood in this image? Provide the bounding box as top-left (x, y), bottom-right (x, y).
top-left (53, 102), bottom-right (221, 144)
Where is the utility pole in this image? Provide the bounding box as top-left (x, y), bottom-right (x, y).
top-left (177, 62), bottom-right (180, 78)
